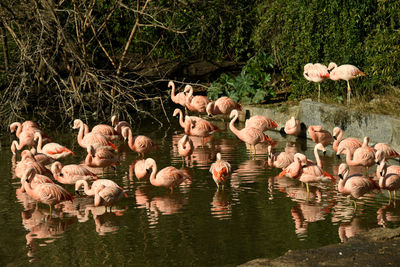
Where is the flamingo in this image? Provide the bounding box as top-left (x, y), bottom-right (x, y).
top-left (72, 119), bottom-right (117, 149)
top-left (206, 96), bottom-right (241, 117)
top-left (184, 85), bottom-right (210, 114)
top-left (266, 144), bottom-right (295, 169)
top-left (85, 145), bottom-right (119, 174)
top-left (375, 150), bottom-right (400, 175)
top-left (29, 148), bottom-right (56, 166)
top-left (279, 153), bottom-right (306, 179)
top-left (229, 109), bottom-right (273, 154)
top-left (184, 116), bottom-right (220, 139)
top-left (10, 121), bottom-right (39, 138)
top-left (145, 158), bottom-right (191, 192)
top-left (169, 81), bottom-right (186, 107)
top-left (377, 161), bottom-right (400, 200)
top-left (332, 127), bottom-right (362, 158)
top-left (14, 150), bottom-right (53, 179)
top-left (173, 108), bottom-right (220, 132)
top-left (111, 115), bottom-right (130, 136)
top-left (209, 153), bottom-right (231, 190)
top-left (10, 131), bottom-right (36, 153)
top-left (134, 159), bottom-right (150, 180)
top-left (373, 143), bottom-right (400, 161)
top-left (328, 62), bottom-right (367, 105)
top-left (75, 179), bottom-right (121, 196)
top-left (51, 161), bottom-right (98, 185)
top-left (308, 125), bottom-right (334, 147)
top-left (284, 117), bottom-right (301, 136)
top-left (303, 63), bottom-right (330, 102)
top-left (91, 122), bottom-right (120, 141)
top-left (337, 137), bottom-right (376, 175)
top-left (94, 185), bottom-right (126, 211)
top-left (245, 115), bottom-right (278, 132)
top-left (23, 170), bottom-right (73, 213)
top-left (337, 163), bottom-right (379, 209)
top-left (121, 127), bottom-right (158, 157)
top-left (34, 132), bottom-right (75, 160)
top-left (20, 167), bottom-right (54, 193)
top-left (178, 134), bottom-right (194, 164)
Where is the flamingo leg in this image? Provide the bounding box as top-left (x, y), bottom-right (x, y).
top-left (306, 183), bottom-right (310, 194)
top-left (49, 205), bottom-right (52, 216)
top-left (222, 184), bottom-right (225, 191)
top-left (394, 191), bottom-right (397, 199)
top-left (389, 190), bottom-right (392, 201)
top-left (347, 80), bottom-right (351, 106)
top-left (317, 83), bottom-right (321, 102)
top-left (353, 200), bottom-right (357, 211)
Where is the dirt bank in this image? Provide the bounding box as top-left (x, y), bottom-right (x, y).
top-left (240, 227), bottom-right (400, 266)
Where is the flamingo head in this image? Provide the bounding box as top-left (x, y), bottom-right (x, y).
top-left (24, 167), bottom-right (37, 183)
top-left (145, 158), bottom-right (156, 173)
top-left (168, 80), bottom-right (174, 88)
top-left (206, 102), bottom-right (214, 117)
top-left (327, 62), bottom-right (337, 71)
top-left (72, 119), bottom-right (83, 129)
top-left (316, 143), bottom-right (326, 156)
top-left (184, 85), bottom-right (192, 94)
top-left (375, 150), bottom-right (385, 164)
top-left (172, 108), bottom-right (181, 117)
top-left (229, 109), bottom-right (238, 120)
top-left (338, 163), bottom-right (349, 179)
top-left (216, 153), bottom-right (222, 161)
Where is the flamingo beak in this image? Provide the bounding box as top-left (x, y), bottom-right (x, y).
top-left (302, 164), bottom-right (307, 169)
top-left (75, 190), bottom-right (81, 195)
top-left (380, 171), bottom-right (383, 176)
top-left (339, 174), bottom-right (343, 179)
top-left (376, 161), bottom-right (379, 165)
top-left (323, 151), bottom-right (326, 156)
top-left (336, 154), bottom-right (341, 159)
top-left (333, 136), bottom-right (337, 140)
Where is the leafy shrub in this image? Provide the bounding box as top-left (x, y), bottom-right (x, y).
top-left (208, 53), bottom-right (276, 104)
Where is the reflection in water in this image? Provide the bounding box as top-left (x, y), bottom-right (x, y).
top-left (338, 218), bottom-right (370, 243)
top-left (231, 159), bottom-right (265, 190)
top-left (377, 202), bottom-right (400, 227)
top-left (21, 207), bottom-right (75, 262)
top-left (210, 190), bottom-right (231, 220)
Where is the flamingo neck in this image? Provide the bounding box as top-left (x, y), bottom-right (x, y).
top-left (126, 128), bottom-right (135, 150)
top-left (81, 180), bottom-right (93, 195)
top-left (36, 134), bottom-right (43, 153)
top-left (314, 146), bottom-right (322, 168)
top-left (149, 164), bottom-right (159, 186)
top-left (77, 122), bottom-right (86, 147)
top-left (333, 129), bottom-right (343, 152)
top-left (184, 118), bottom-right (192, 135)
top-left (177, 110), bottom-right (185, 128)
top-left (170, 82), bottom-right (177, 100)
top-left (14, 123), bottom-right (23, 137)
top-left (344, 149), bottom-right (357, 166)
top-left (229, 113), bottom-right (241, 137)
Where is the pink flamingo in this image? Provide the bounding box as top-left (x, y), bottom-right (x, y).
top-left (377, 161), bottom-right (400, 200)
top-left (245, 115), bottom-right (278, 132)
top-left (338, 137), bottom-right (376, 175)
top-left (94, 185), bottom-right (126, 211)
top-left (145, 158), bottom-right (191, 192)
top-left (51, 161), bottom-right (98, 185)
top-left (111, 115), bottom-right (130, 136)
top-left (34, 132), bottom-right (75, 160)
top-left (75, 179), bottom-right (120, 196)
top-left (169, 81), bottom-right (186, 107)
top-left (29, 148), bottom-right (56, 166)
top-left (375, 150), bottom-right (400, 175)
top-left (337, 163), bottom-right (379, 209)
top-left (178, 134), bottom-right (194, 163)
top-left (206, 96), bottom-right (242, 116)
top-left (10, 131), bottom-right (36, 153)
top-left (332, 127), bottom-right (362, 157)
top-left (266, 144), bottom-right (295, 169)
top-left (73, 119), bottom-right (117, 149)
top-left (184, 116), bottom-right (220, 139)
top-left (328, 62), bottom-right (367, 105)
top-left (303, 63), bottom-right (330, 102)
top-left (20, 167), bottom-right (54, 193)
top-left (134, 160), bottom-right (150, 180)
top-left (121, 126), bottom-right (158, 157)
top-left (14, 150), bottom-right (53, 179)
top-left (279, 153), bottom-right (306, 179)
top-left (284, 117), bottom-right (301, 136)
top-left (10, 121), bottom-right (39, 138)
top-left (85, 145), bottom-right (119, 174)
top-left (173, 108), bottom-right (220, 133)
top-left (91, 121), bottom-right (120, 141)
top-left (308, 125), bottom-right (334, 147)
top-left (209, 153), bottom-right (231, 190)
top-left (229, 109), bottom-right (273, 154)
top-left (184, 85), bottom-right (210, 114)
top-left (23, 170), bottom-right (73, 212)
top-left (373, 143), bottom-right (400, 161)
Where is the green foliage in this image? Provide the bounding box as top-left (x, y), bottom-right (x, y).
top-left (252, 0), bottom-right (400, 99)
top-left (208, 53), bottom-right (276, 104)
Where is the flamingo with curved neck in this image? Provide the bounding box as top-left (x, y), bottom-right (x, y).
top-left (169, 81), bottom-right (186, 107)
top-left (267, 145), bottom-right (295, 169)
top-left (332, 127), bottom-right (362, 156)
top-left (121, 127), bottom-right (158, 157)
top-left (75, 179), bottom-right (119, 196)
top-left (338, 136), bottom-right (375, 175)
top-left (35, 132), bottom-right (74, 159)
top-left (284, 117), bottom-right (301, 136)
top-left (184, 85), bottom-right (210, 114)
top-left (377, 161), bottom-right (400, 200)
top-left (178, 134), bottom-right (194, 163)
top-left (73, 119), bottom-right (116, 149)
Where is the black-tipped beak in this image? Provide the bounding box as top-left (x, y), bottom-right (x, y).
top-left (339, 174), bottom-right (343, 179)
top-left (333, 136), bottom-right (337, 140)
top-left (380, 171), bottom-right (383, 176)
top-left (208, 114), bottom-right (213, 118)
top-left (25, 179), bottom-right (29, 183)
top-left (323, 151), bottom-right (326, 156)
top-left (336, 154), bottom-right (341, 159)
top-left (376, 161), bottom-right (379, 165)
top-left (302, 164), bottom-right (307, 169)
top-left (146, 169), bottom-right (151, 174)
top-left (75, 190), bottom-right (81, 195)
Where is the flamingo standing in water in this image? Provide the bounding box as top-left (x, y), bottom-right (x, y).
top-left (377, 161), bottom-right (400, 200)
top-left (184, 116), bottom-right (220, 140)
top-left (328, 62), bottom-right (367, 105)
top-left (178, 134), bottom-right (194, 164)
top-left (332, 127), bottom-right (362, 158)
top-left (303, 63), bottom-right (330, 102)
top-left (10, 131), bottom-right (36, 153)
top-left (75, 179), bottom-right (121, 196)
top-left (73, 119), bottom-right (117, 149)
top-left (173, 108), bottom-right (220, 133)
top-left (10, 121), bottom-right (39, 138)
top-left (209, 153), bottom-right (231, 190)
top-left (111, 115), bottom-right (130, 136)
top-left (145, 158), bottom-right (191, 192)
top-left (91, 120), bottom-right (120, 141)
top-left (20, 167), bottom-right (54, 193)
top-left (375, 150), bottom-right (400, 175)
top-left (34, 132), bottom-right (75, 160)
top-left (229, 109), bottom-right (273, 154)
top-left (50, 161), bottom-right (98, 185)
top-left (134, 160), bottom-right (150, 180)
top-left (279, 153), bottom-right (306, 179)
top-left (284, 117), bottom-right (301, 136)
top-left (94, 185), bottom-right (126, 211)
top-left (121, 127), bottom-right (158, 157)
top-left (206, 97), bottom-right (241, 117)
top-left (245, 115), bottom-right (278, 132)
top-left (337, 163), bottom-right (379, 209)
top-left (85, 145), bottom-right (119, 175)
top-left (184, 85), bottom-right (210, 114)
top-left (23, 169), bottom-right (73, 213)
top-left (373, 143), bottom-right (400, 161)
top-left (169, 81), bottom-right (186, 108)
top-left (14, 150), bottom-right (53, 179)
top-left (337, 137), bottom-right (375, 175)
top-left (266, 144), bottom-right (295, 169)
top-left (308, 125), bottom-right (334, 147)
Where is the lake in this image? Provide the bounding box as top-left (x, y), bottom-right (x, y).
top-left (2, 113), bottom-right (399, 266)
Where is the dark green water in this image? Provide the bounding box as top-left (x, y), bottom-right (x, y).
top-left (2, 117), bottom-right (399, 266)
